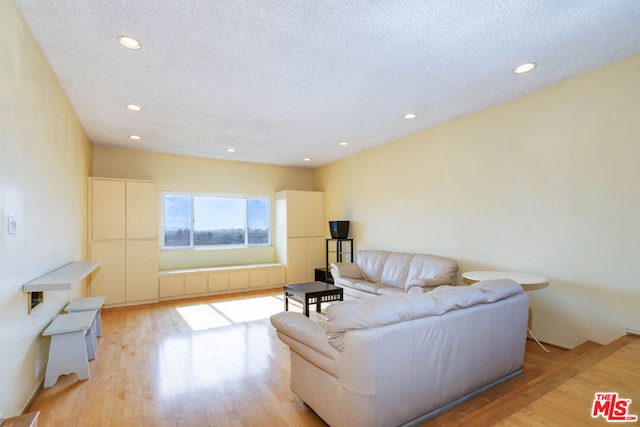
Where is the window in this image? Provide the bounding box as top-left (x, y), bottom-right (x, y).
top-left (163, 193), bottom-right (271, 249)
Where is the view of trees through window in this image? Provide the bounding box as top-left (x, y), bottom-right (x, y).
top-left (163, 193), bottom-right (270, 248)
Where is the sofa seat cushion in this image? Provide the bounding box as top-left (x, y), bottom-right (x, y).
top-left (334, 277), bottom-right (359, 289)
top-left (430, 285), bottom-right (487, 314)
top-left (376, 286), bottom-right (405, 296)
top-left (353, 281), bottom-right (388, 294)
top-left (406, 278), bottom-right (452, 292)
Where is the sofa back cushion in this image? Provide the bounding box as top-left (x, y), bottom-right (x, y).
top-left (430, 285), bottom-right (487, 314)
top-left (471, 278), bottom-right (523, 302)
top-left (326, 293), bottom-right (439, 351)
top-left (325, 280), bottom-right (525, 351)
top-left (380, 252), bottom-right (414, 288)
top-left (405, 253), bottom-right (458, 286)
top-left (356, 250), bottom-right (389, 283)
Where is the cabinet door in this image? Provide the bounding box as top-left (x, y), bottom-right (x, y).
top-left (185, 273), bottom-right (207, 295)
top-left (306, 236), bottom-right (325, 281)
top-left (286, 191), bottom-right (306, 237)
top-left (268, 266), bottom-right (285, 286)
top-left (89, 241), bottom-right (126, 305)
top-left (306, 192), bottom-right (325, 237)
top-left (286, 238), bottom-right (307, 284)
top-left (208, 271), bottom-right (228, 292)
top-left (159, 275), bottom-right (184, 298)
top-left (125, 240), bottom-right (159, 302)
top-left (229, 270), bottom-right (250, 290)
top-left (250, 269), bottom-right (268, 288)
top-left (126, 181), bottom-right (157, 239)
top-left (92, 179), bottom-right (126, 240)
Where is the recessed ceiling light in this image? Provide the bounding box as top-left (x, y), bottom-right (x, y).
top-left (514, 62), bottom-right (537, 74)
top-left (117, 35), bottom-right (142, 50)
top-left (125, 104), bottom-right (142, 111)
top-left (403, 113), bottom-right (417, 120)
top-left (303, 158), bottom-right (312, 162)
top-left (129, 135), bottom-right (142, 141)
top-left (339, 141), bottom-right (349, 146)
top-left (226, 148), bottom-right (236, 153)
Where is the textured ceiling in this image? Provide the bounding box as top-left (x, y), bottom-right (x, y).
top-left (14, 1), bottom-right (640, 168)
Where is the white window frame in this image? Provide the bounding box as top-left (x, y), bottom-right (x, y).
top-left (161, 192), bottom-right (272, 250)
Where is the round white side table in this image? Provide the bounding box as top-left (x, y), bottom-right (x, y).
top-left (461, 270), bottom-right (550, 352)
top-left (461, 271), bottom-right (549, 291)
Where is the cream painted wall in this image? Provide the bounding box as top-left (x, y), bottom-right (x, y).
top-left (314, 54), bottom-right (640, 349)
top-left (93, 146), bottom-right (314, 270)
top-left (0, 1), bottom-right (92, 417)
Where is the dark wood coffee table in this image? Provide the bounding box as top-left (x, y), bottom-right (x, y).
top-left (284, 281), bottom-right (343, 317)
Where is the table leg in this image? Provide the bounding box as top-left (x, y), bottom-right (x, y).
top-left (304, 296), bottom-right (310, 317)
top-left (85, 328), bottom-right (96, 360)
top-left (284, 294), bottom-right (289, 312)
top-left (95, 309), bottom-right (102, 336)
top-left (316, 298), bottom-right (322, 313)
top-left (528, 328), bottom-right (549, 352)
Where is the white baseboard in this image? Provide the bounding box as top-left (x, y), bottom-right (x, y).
top-left (625, 328), bottom-right (640, 336)
top-left (20, 377), bottom-right (44, 416)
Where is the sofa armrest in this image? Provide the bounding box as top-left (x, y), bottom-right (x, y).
top-left (270, 311), bottom-right (340, 376)
top-left (405, 278), bottom-right (452, 292)
top-left (330, 262), bottom-right (363, 279)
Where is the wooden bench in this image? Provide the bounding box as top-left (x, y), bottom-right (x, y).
top-left (65, 296), bottom-right (106, 337)
top-left (42, 310), bottom-right (97, 388)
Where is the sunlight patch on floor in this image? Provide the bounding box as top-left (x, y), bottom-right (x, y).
top-left (176, 295), bottom-right (302, 331)
top-left (176, 304), bottom-right (231, 330)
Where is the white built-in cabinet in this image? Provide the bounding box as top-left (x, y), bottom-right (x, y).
top-left (275, 190), bottom-right (325, 284)
top-left (158, 264), bottom-right (285, 300)
top-left (88, 178), bottom-right (159, 306)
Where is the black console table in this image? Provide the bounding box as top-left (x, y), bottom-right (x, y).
top-left (323, 238), bottom-right (354, 283)
top-left (314, 267), bottom-right (332, 284)
top-left (284, 281), bottom-right (343, 317)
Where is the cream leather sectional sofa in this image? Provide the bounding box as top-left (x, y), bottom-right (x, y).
top-left (271, 279), bottom-right (529, 427)
top-left (330, 250), bottom-right (458, 297)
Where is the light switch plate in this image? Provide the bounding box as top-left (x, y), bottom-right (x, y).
top-left (7, 216), bottom-right (17, 235)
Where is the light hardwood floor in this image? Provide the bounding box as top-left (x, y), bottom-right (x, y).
top-left (426, 335), bottom-right (639, 426)
top-left (27, 290), bottom-right (639, 426)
